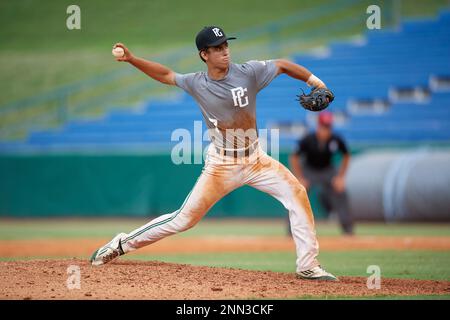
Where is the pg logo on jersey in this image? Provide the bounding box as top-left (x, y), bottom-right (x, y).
top-left (231, 87), bottom-right (249, 108)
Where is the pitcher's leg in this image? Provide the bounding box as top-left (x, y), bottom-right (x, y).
top-left (121, 166), bottom-right (238, 253)
top-left (245, 155), bottom-right (320, 272)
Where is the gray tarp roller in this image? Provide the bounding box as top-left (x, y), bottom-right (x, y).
top-left (346, 149), bottom-right (450, 221)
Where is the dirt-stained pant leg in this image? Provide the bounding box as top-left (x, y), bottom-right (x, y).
top-left (244, 151), bottom-right (320, 272)
top-left (121, 154), bottom-right (241, 253)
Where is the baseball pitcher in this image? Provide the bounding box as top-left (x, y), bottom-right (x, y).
top-left (90, 26), bottom-right (337, 281)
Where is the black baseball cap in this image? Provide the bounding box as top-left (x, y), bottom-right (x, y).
top-left (195, 26), bottom-right (236, 51)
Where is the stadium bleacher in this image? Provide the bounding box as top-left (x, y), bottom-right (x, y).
top-left (2, 9), bottom-right (450, 152)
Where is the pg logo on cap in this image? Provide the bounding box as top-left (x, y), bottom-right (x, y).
top-left (212, 28), bottom-right (223, 37)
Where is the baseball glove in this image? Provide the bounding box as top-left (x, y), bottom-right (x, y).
top-left (297, 87), bottom-right (335, 112)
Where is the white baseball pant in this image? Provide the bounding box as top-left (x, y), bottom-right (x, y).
top-left (120, 143), bottom-right (320, 272)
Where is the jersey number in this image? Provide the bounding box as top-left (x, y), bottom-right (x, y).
top-left (209, 118), bottom-right (221, 135)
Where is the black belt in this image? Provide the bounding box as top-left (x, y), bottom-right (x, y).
top-left (215, 142), bottom-right (258, 158)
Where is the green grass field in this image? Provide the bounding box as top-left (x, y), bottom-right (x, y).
top-left (0, 0), bottom-right (322, 106)
top-left (1, 218), bottom-right (450, 239)
top-left (1, 219), bottom-right (449, 278)
top-left (122, 250), bottom-right (450, 281)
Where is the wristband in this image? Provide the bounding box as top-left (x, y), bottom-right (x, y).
top-left (306, 74), bottom-right (325, 88)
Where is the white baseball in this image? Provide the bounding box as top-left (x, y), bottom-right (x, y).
top-left (112, 46), bottom-right (125, 58)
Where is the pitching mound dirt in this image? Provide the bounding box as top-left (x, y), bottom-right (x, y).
top-left (1, 259), bottom-right (449, 299)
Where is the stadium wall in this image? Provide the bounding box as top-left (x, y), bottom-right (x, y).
top-left (2, 152), bottom-right (328, 218)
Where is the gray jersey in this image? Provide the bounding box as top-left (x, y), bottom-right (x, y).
top-left (175, 60), bottom-right (278, 149)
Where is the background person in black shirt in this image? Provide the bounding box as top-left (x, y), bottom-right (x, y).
top-left (289, 111), bottom-right (354, 235)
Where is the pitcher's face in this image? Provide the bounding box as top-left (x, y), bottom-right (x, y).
top-left (202, 42), bottom-right (230, 68)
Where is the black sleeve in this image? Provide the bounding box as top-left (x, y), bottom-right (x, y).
top-left (294, 137), bottom-right (307, 155)
top-left (336, 135), bottom-right (349, 155)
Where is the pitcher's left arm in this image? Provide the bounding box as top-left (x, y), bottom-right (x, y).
top-left (275, 59), bottom-right (326, 88)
